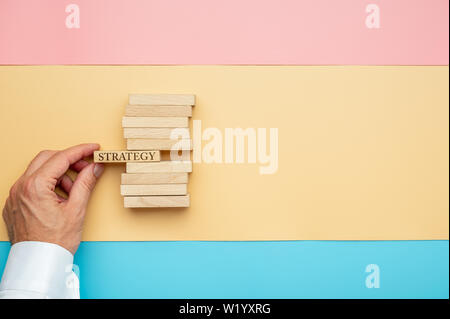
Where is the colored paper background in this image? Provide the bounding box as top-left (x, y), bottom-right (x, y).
top-left (0, 241), bottom-right (448, 298)
top-left (0, 0), bottom-right (447, 301)
top-left (0, 66), bottom-right (447, 241)
top-left (0, 1), bottom-right (448, 300)
top-left (0, 0), bottom-right (448, 65)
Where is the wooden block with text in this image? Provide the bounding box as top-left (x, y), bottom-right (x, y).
top-left (125, 105), bottom-right (192, 117)
top-left (120, 184), bottom-right (187, 196)
top-left (124, 195), bottom-right (190, 208)
top-left (129, 94), bottom-right (195, 106)
top-left (94, 150), bottom-right (160, 163)
top-left (126, 161), bottom-right (192, 173)
top-left (127, 139), bottom-right (192, 151)
top-left (122, 117), bottom-right (188, 128)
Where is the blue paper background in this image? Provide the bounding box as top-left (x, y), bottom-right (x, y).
top-left (0, 241), bottom-right (448, 299)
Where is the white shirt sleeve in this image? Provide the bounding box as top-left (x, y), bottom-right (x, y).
top-left (0, 241), bottom-right (80, 299)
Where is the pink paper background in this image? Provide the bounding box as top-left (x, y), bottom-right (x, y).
top-left (0, 0), bottom-right (448, 65)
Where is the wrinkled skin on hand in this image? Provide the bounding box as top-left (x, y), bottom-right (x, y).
top-left (2, 144), bottom-right (104, 255)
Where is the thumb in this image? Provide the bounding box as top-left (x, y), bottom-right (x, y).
top-left (68, 163), bottom-right (104, 209)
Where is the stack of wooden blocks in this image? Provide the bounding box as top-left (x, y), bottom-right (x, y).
top-left (121, 94), bottom-right (195, 208)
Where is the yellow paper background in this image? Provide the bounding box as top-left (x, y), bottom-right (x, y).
top-left (0, 66), bottom-right (448, 241)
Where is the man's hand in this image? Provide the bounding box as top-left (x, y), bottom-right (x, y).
top-left (2, 144), bottom-right (104, 255)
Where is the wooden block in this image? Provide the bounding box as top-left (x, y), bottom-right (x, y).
top-left (123, 128), bottom-right (190, 139)
top-left (122, 117), bottom-right (188, 128)
top-left (125, 105), bottom-right (192, 117)
top-left (93, 150), bottom-right (160, 163)
top-left (124, 195), bottom-right (190, 208)
top-left (127, 139), bottom-right (192, 151)
top-left (129, 94), bottom-right (195, 106)
top-left (121, 172), bottom-right (188, 184)
top-left (126, 161), bottom-right (192, 173)
top-left (165, 150), bottom-right (191, 161)
top-left (120, 184), bottom-right (187, 196)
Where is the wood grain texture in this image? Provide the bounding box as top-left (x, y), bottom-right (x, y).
top-left (125, 105), bottom-right (192, 117)
top-left (121, 172), bottom-right (188, 184)
top-left (126, 161), bottom-right (192, 173)
top-left (127, 139), bottom-right (192, 151)
top-left (165, 150), bottom-right (191, 161)
top-left (122, 117), bottom-right (188, 128)
top-left (120, 184), bottom-right (187, 196)
top-left (124, 195), bottom-right (190, 208)
top-left (123, 128), bottom-right (190, 139)
top-left (93, 150), bottom-right (160, 163)
top-left (129, 94), bottom-right (195, 106)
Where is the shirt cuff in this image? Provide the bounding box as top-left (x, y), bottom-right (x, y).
top-left (0, 241), bottom-right (79, 299)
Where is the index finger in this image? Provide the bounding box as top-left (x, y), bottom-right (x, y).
top-left (36, 143), bottom-right (100, 180)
